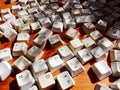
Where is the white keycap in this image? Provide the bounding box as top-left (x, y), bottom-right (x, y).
top-left (30, 2), bottom-right (39, 8)
top-left (82, 37), bottom-right (96, 49)
top-left (0, 48), bottom-right (13, 61)
top-left (0, 61), bottom-right (12, 81)
top-left (76, 48), bottom-right (93, 64)
top-left (94, 83), bottom-right (112, 90)
top-left (51, 14), bottom-right (62, 22)
top-left (111, 62), bottom-right (120, 77)
top-left (33, 28), bottom-right (53, 48)
top-left (16, 70), bottom-right (35, 90)
top-left (73, 3), bottom-right (83, 9)
top-left (106, 27), bottom-right (120, 39)
top-left (64, 19), bottom-right (76, 29)
top-left (3, 28), bottom-right (17, 41)
top-left (30, 22), bottom-right (41, 33)
top-left (82, 22), bottom-right (96, 34)
top-left (110, 50), bottom-right (120, 62)
top-left (17, 10), bottom-right (28, 18)
top-left (97, 37), bottom-right (114, 52)
top-left (110, 78), bottom-right (120, 90)
top-left (23, 15), bottom-right (35, 24)
top-left (13, 56), bottom-right (31, 72)
top-left (47, 55), bottom-right (64, 73)
top-left (80, 9), bottom-right (91, 15)
top-left (34, 12), bottom-right (45, 21)
top-left (96, 19), bottom-right (107, 31)
top-left (89, 30), bottom-right (103, 41)
top-left (9, 0), bottom-right (17, 3)
top-left (27, 7), bottom-right (38, 14)
top-left (19, 0), bottom-right (28, 4)
top-left (56, 71), bottom-right (75, 90)
top-left (50, 0), bottom-right (58, 2)
top-left (28, 85), bottom-right (38, 90)
top-left (3, 13), bottom-right (16, 23)
top-left (114, 39), bottom-right (120, 49)
top-left (40, 0), bottom-right (49, 5)
top-left (56, 7), bottom-right (64, 13)
top-left (65, 57), bottom-right (85, 77)
top-left (12, 42), bottom-right (28, 57)
top-left (12, 5), bottom-right (21, 13)
top-left (0, 22), bottom-right (12, 32)
top-left (52, 22), bottom-right (63, 33)
top-left (90, 46), bottom-right (106, 61)
top-left (31, 59), bottom-right (48, 78)
top-left (0, 8), bottom-right (11, 16)
top-left (65, 28), bottom-right (80, 39)
top-left (48, 34), bottom-right (64, 48)
top-left (39, 17), bottom-right (52, 27)
top-left (22, 4), bottom-right (30, 11)
top-left (91, 60), bottom-right (112, 80)
top-left (58, 46), bottom-right (74, 62)
top-left (50, 3), bottom-right (59, 11)
top-left (17, 33), bottom-right (30, 44)
top-left (62, 12), bottom-right (72, 20)
top-left (11, 18), bottom-right (24, 30)
top-left (71, 9), bottom-right (81, 17)
top-left (37, 72), bottom-right (55, 90)
top-left (26, 46), bottom-right (44, 62)
top-left (68, 38), bottom-right (83, 54)
top-left (18, 24), bottom-right (30, 33)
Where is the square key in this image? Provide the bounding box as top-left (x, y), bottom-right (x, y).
top-left (110, 78), bottom-right (120, 90)
top-left (64, 19), bottom-right (76, 29)
top-left (96, 19), bottom-right (107, 31)
top-left (0, 61), bottom-right (12, 81)
top-left (23, 15), bottom-right (35, 24)
top-left (16, 70), bottom-right (35, 90)
top-left (18, 24), bottom-right (30, 33)
top-left (39, 17), bottom-right (52, 27)
top-left (12, 5), bottom-right (21, 13)
top-left (110, 49), bottom-right (120, 62)
top-left (56, 71), bottom-right (75, 90)
top-left (30, 22), bottom-right (41, 33)
top-left (94, 83), bottom-right (112, 90)
top-left (28, 85), bottom-right (38, 90)
top-left (82, 22), bottom-right (96, 34)
top-left (13, 55), bottom-right (32, 72)
top-left (97, 37), bottom-right (114, 52)
top-left (47, 55), bottom-right (64, 73)
top-left (12, 42), bottom-right (28, 57)
top-left (114, 39), bottom-right (120, 49)
top-left (89, 30), bottom-right (103, 41)
top-left (48, 34), bottom-right (64, 48)
top-left (58, 46), bottom-right (74, 62)
top-left (17, 10), bottom-right (28, 18)
top-left (66, 57), bottom-right (85, 77)
top-left (76, 48), bottom-right (93, 64)
top-left (19, 0), bottom-right (28, 5)
top-left (17, 33), bottom-right (30, 44)
top-left (26, 46), bottom-right (44, 62)
top-left (90, 46), bottom-right (106, 61)
top-left (82, 37), bottom-right (96, 49)
top-left (31, 59), bottom-right (48, 78)
top-left (111, 62), bottom-right (120, 77)
top-left (27, 7), bottom-right (38, 14)
top-left (51, 14), bottom-right (62, 22)
top-left (68, 38), bottom-right (83, 54)
top-left (52, 21), bottom-right (63, 33)
top-left (65, 28), bottom-right (80, 39)
top-left (91, 60), bottom-right (112, 80)
top-left (37, 72), bottom-right (55, 90)
top-left (0, 48), bottom-right (13, 62)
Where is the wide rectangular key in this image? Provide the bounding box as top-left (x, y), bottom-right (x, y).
top-left (65, 57), bottom-right (85, 77)
top-left (91, 60), bottom-right (112, 80)
top-left (47, 55), bottom-right (64, 73)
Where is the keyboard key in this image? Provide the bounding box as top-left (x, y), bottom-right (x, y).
top-left (65, 57), bottom-right (85, 77)
top-left (17, 10), bottom-right (28, 18)
top-left (110, 78), bottom-right (120, 90)
top-left (114, 39), bottom-right (120, 49)
top-left (0, 48), bottom-right (13, 61)
top-left (48, 34), bottom-right (64, 48)
top-left (31, 59), bottom-right (48, 78)
top-left (47, 55), bottom-right (64, 73)
top-left (28, 85), bottom-right (38, 90)
top-left (65, 28), bottom-right (80, 39)
top-left (26, 46), bottom-right (44, 62)
top-left (23, 15), bottom-right (35, 24)
top-left (94, 83), bottom-right (112, 90)
top-left (89, 30), bottom-right (103, 41)
top-left (3, 13), bottom-right (16, 23)
top-left (12, 5), bottom-right (21, 13)
top-left (0, 61), bottom-right (12, 81)
top-left (110, 49), bottom-right (120, 62)
top-left (30, 22), bottom-right (41, 33)
top-left (16, 70), bottom-right (35, 90)
top-left (64, 19), bottom-right (76, 29)
top-left (18, 24), bottom-right (30, 33)
top-left (13, 56), bottom-right (32, 72)
top-left (56, 71), bottom-right (75, 90)
top-left (91, 60), bottom-right (112, 80)
top-left (82, 22), bottom-right (96, 34)
top-left (39, 17), bottom-right (52, 27)
top-left (37, 72), bottom-right (55, 90)
top-left (68, 38), bottom-right (83, 54)
top-left (76, 48), bottom-right (93, 64)
top-left (97, 37), bottom-right (114, 52)
top-left (18, 0), bottom-right (28, 5)
top-left (17, 33), bottom-right (30, 44)
top-left (58, 46), bottom-right (74, 62)
top-left (12, 42), bottom-right (28, 57)
top-left (51, 21), bottom-right (63, 33)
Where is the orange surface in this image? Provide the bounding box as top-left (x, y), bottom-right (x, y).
top-left (0, 0), bottom-right (117, 90)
